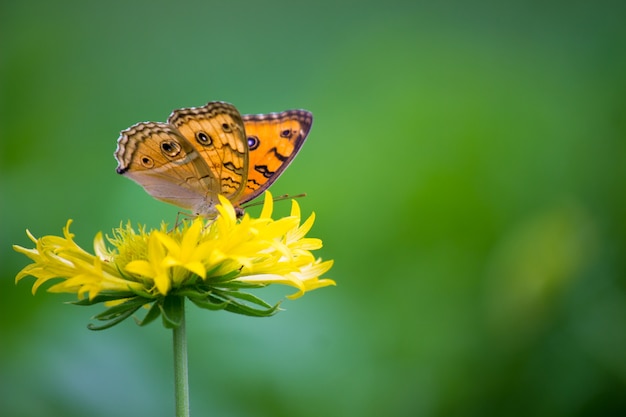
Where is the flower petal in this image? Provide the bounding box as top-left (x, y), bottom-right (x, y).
top-left (13, 191), bottom-right (334, 325)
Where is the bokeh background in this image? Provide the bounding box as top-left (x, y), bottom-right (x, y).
top-left (2, 1), bottom-right (626, 416)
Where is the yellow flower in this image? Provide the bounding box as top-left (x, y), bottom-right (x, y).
top-left (14, 192), bottom-right (335, 329)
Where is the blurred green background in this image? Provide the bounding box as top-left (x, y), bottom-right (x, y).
top-left (2, 0), bottom-right (626, 416)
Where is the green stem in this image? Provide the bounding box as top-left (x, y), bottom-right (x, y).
top-left (173, 298), bottom-right (190, 417)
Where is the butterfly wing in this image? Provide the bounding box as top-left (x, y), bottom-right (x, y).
top-left (241, 110), bottom-right (313, 204)
top-left (115, 122), bottom-right (219, 213)
top-left (167, 102), bottom-right (248, 208)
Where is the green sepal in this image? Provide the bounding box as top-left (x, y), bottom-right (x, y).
top-left (222, 299), bottom-right (281, 317)
top-left (225, 290), bottom-right (273, 308)
top-left (218, 290), bottom-right (281, 317)
top-left (160, 296), bottom-right (184, 329)
top-left (215, 281), bottom-right (267, 290)
top-left (70, 292), bottom-right (139, 306)
top-left (87, 304), bottom-right (143, 331)
top-left (87, 310), bottom-right (134, 330)
top-left (126, 285), bottom-right (155, 300)
top-left (175, 287), bottom-right (212, 299)
top-left (179, 287), bottom-right (230, 311)
top-left (187, 287), bottom-right (280, 317)
top-left (206, 269), bottom-right (242, 283)
top-left (134, 301), bottom-right (161, 327)
top-left (189, 294), bottom-right (230, 311)
top-left (91, 297), bottom-right (146, 321)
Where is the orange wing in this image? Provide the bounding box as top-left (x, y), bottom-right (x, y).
top-left (115, 122), bottom-right (219, 213)
top-left (168, 101), bottom-right (248, 203)
top-left (241, 110), bottom-right (313, 204)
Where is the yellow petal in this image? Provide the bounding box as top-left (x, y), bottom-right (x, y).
top-left (125, 260), bottom-right (155, 277)
top-left (216, 194), bottom-right (237, 223)
top-left (259, 191), bottom-right (274, 219)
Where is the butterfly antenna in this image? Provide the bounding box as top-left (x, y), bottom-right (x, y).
top-left (242, 193), bottom-right (307, 208)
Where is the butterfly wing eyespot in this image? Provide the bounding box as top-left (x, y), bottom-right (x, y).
top-left (160, 140), bottom-right (181, 157)
top-left (195, 131), bottom-right (212, 146)
top-left (140, 156), bottom-right (154, 168)
top-left (247, 135), bottom-right (260, 150)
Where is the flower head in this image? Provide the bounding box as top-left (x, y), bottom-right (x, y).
top-left (14, 192), bottom-right (335, 329)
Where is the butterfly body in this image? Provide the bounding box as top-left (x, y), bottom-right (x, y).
top-left (115, 101), bottom-right (312, 217)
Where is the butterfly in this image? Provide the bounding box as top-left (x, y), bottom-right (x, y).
top-left (114, 101), bottom-right (312, 217)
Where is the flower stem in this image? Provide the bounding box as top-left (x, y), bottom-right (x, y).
top-left (173, 298), bottom-right (190, 417)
